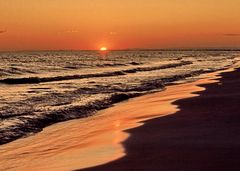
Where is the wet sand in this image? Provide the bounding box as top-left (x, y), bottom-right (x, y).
top-left (80, 68), bottom-right (240, 171)
top-left (0, 68), bottom-right (236, 171)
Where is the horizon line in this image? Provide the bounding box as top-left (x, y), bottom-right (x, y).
top-left (0, 48), bottom-right (240, 53)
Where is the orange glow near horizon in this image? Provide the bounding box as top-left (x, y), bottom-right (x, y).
top-left (0, 0), bottom-right (240, 51)
top-left (100, 47), bottom-right (107, 51)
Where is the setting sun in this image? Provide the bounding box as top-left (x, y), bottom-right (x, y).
top-left (100, 47), bottom-right (107, 51)
top-left (1, 1), bottom-right (240, 171)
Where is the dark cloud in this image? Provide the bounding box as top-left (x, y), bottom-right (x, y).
top-left (0, 30), bottom-right (7, 34)
top-left (223, 34), bottom-right (240, 37)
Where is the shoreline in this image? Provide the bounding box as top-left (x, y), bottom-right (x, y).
top-left (80, 68), bottom-right (240, 171)
top-left (0, 67), bottom-right (233, 171)
top-left (0, 66), bottom-right (225, 145)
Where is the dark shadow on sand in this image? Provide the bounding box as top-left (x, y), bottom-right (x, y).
top-left (79, 69), bottom-right (240, 171)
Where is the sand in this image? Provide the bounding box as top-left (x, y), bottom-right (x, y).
top-left (0, 68), bottom-right (238, 171)
top-left (81, 68), bottom-right (240, 171)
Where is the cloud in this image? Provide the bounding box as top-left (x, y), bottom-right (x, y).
top-left (223, 34), bottom-right (240, 37)
top-left (0, 30), bottom-right (7, 34)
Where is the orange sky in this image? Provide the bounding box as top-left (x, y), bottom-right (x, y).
top-left (0, 0), bottom-right (240, 51)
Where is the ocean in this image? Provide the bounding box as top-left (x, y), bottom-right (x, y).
top-left (0, 50), bottom-right (239, 144)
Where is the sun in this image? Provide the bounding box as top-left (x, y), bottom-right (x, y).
top-left (100, 47), bottom-right (107, 51)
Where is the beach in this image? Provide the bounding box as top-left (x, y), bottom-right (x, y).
top-left (80, 68), bottom-right (240, 171)
top-left (2, 0), bottom-right (240, 170)
top-left (1, 65), bottom-right (238, 170)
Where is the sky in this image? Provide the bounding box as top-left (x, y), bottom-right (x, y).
top-left (0, 0), bottom-right (240, 51)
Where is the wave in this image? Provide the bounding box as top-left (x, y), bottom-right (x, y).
top-left (0, 61), bottom-right (192, 84)
top-left (0, 68), bottom-right (217, 145)
top-left (0, 67), bottom-right (36, 77)
top-left (0, 50), bottom-right (237, 145)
